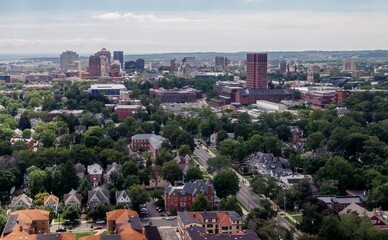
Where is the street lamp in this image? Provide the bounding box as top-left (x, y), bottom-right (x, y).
top-left (57, 209), bottom-right (63, 230)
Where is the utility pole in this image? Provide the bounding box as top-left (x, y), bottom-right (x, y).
top-left (284, 196), bottom-right (286, 214)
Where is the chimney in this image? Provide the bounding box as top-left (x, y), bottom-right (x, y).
top-left (174, 181), bottom-right (178, 187)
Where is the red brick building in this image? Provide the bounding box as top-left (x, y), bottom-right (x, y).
top-left (235, 89), bottom-right (294, 105)
top-left (246, 53), bottom-right (268, 90)
top-left (114, 105), bottom-right (145, 120)
top-left (164, 180), bottom-right (220, 212)
top-left (130, 134), bottom-right (166, 158)
top-left (87, 163), bottom-right (103, 186)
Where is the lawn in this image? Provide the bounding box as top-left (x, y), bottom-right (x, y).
top-left (53, 215), bottom-right (68, 223)
top-left (284, 217), bottom-right (295, 226)
top-left (72, 231), bottom-right (97, 238)
top-left (293, 215), bottom-right (303, 223)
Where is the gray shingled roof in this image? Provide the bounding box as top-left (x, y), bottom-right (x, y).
top-left (165, 180), bottom-right (215, 196)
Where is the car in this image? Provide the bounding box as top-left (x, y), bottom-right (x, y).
top-left (165, 216), bottom-right (176, 220)
top-left (157, 207), bottom-right (164, 212)
top-left (140, 204), bottom-right (147, 208)
top-left (140, 208), bottom-right (148, 212)
top-left (94, 226), bottom-right (103, 230)
top-left (141, 217), bottom-right (149, 221)
top-left (96, 220), bottom-right (105, 224)
top-left (56, 228), bottom-right (66, 232)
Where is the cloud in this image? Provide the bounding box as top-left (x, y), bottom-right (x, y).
top-left (91, 12), bottom-right (205, 22)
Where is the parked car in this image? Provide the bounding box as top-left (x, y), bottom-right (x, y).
top-left (96, 220), bottom-right (105, 224)
top-left (166, 216), bottom-right (176, 220)
top-left (156, 207), bottom-right (164, 212)
top-left (141, 217), bottom-right (149, 221)
top-left (94, 226), bottom-right (103, 230)
top-left (140, 204), bottom-right (147, 208)
top-left (140, 208), bottom-right (148, 212)
top-left (56, 227), bottom-right (66, 232)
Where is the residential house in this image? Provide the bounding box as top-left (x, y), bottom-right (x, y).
top-left (87, 163), bottom-right (103, 186)
top-left (105, 162), bottom-right (120, 184)
top-left (88, 187), bottom-right (110, 208)
top-left (75, 163), bottom-right (86, 179)
top-left (144, 226), bottom-right (162, 240)
top-left (43, 194), bottom-right (59, 213)
top-left (130, 134), bottom-right (166, 158)
top-left (279, 174), bottom-right (313, 189)
top-left (9, 138), bottom-right (39, 151)
top-left (164, 180), bottom-right (220, 212)
top-left (2, 233), bottom-right (77, 240)
top-left (209, 132), bottom-right (235, 146)
top-left (185, 227), bottom-right (260, 240)
top-left (1, 209), bottom-right (50, 237)
top-left (64, 189), bottom-right (82, 208)
top-left (247, 152), bottom-right (292, 178)
top-left (316, 195), bottom-right (363, 212)
top-left (74, 125), bottom-right (87, 134)
top-left (336, 107), bottom-right (350, 117)
top-left (339, 203), bottom-right (388, 232)
top-left (177, 211), bottom-right (259, 240)
top-left (116, 190), bottom-right (131, 207)
top-left (106, 209), bottom-right (147, 239)
top-left (174, 155), bottom-right (192, 175)
top-left (8, 194), bottom-right (33, 211)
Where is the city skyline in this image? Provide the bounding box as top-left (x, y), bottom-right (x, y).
top-left (1, 0), bottom-right (388, 54)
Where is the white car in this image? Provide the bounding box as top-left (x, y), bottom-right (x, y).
top-left (165, 216), bottom-right (176, 220)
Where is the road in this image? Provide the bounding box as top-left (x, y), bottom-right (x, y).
top-left (193, 141), bottom-right (302, 239)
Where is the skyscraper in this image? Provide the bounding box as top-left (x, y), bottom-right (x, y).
top-left (88, 55), bottom-right (101, 77)
top-left (342, 59), bottom-right (355, 72)
top-left (113, 51), bottom-right (124, 69)
top-left (60, 51), bottom-right (79, 71)
top-left (215, 56), bottom-right (225, 67)
top-left (246, 53), bottom-right (268, 90)
top-left (95, 48), bottom-right (111, 66)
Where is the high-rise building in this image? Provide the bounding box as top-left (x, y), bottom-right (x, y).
top-left (342, 59), bottom-right (355, 72)
top-left (88, 55), bottom-right (101, 77)
top-left (136, 58), bottom-right (145, 70)
top-left (215, 56), bottom-right (225, 67)
top-left (99, 55), bottom-right (109, 76)
top-left (95, 48), bottom-right (111, 66)
top-left (312, 65), bottom-right (321, 74)
top-left (170, 59), bottom-right (177, 70)
top-left (113, 51), bottom-right (124, 69)
top-left (279, 60), bottom-right (287, 74)
top-left (60, 51), bottom-right (79, 71)
top-left (246, 53), bottom-right (268, 90)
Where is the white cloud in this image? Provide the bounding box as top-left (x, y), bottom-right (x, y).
top-left (91, 12), bottom-right (205, 22)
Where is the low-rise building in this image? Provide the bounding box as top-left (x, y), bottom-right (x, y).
top-left (106, 209), bottom-right (147, 239)
top-left (105, 162), bottom-right (120, 184)
top-left (164, 180), bottom-right (219, 212)
top-left (174, 155), bottom-right (192, 175)
top-left (339, 203), bottom-right (388, 232)
top-left (75, 163), bottom-right (86, 179)
top-left (114, 105), bottom-right (146, 120)
top-left (64, 189), bottom-right (82, 208)
top-left (88, 84), bottom-right (127, 97)
top-left (149, 87), bottom-right (202, 103)
top-left (1, 209), bottom-right (50, 237)
top-left (177, 211), bottom-right (259, 240)
top-left (88, 187), bottom-right (110, 208)
top-left (130, 134), bottom-right (166, 158)
top-left (279, 174), bottom-right (312, 189)
top-left (87, 163), bottom-right (103, 186)
top-left (116, 190), bottom-right (131, 207)
top-left (316, 195), bottom-right (363, 212)
top-left (9, 194), bottom-right (33, 211)
top-left (43, 194), bottom-right (59, 213)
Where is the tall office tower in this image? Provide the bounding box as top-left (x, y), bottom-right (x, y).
top-left (312, 65), bottom-right (320, 74)
top-left (246, 53), bottom-right (268, 90)
top-left (60, 51), bottom-right (79, 71)
top-left (136, 58), bottom-right (145, 70)
top-left (73, 61), bottom-right (82, 77)
top-left (95, 48), bottom-right (111, 66)
top-left (342, 59), bottom-right (355, 72)
top-left (307, 70), bottom-right (314, 83)
top-left (113, 51), bottom-right (124, 69)
top-left (88, 55), bottom-right (101, 77)
top-left (215, 56), bottom-right (225, 67)
top-left (99, 55), bottom-right (109, 76)
top-left (170, 59), bottom-right (177, 70)
top-left (279, 60), bottom-right (287, 74)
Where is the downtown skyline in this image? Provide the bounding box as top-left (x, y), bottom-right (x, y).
top-left (1, 0), bottom-right (388, 54)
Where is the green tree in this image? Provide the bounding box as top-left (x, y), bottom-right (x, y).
top-left (0, 170), bottom-right (16, 194)
top-left (186, 167), bottom-right (204, 182)
top-left (33, 192), bottom-right (49, 206)
top-left (317, 157), bottom-right (354, 193)
top-left (161, 161), bottom-right (183, 184)
top-left (178, 144), bottom-right (192, 156)
top-left (213, 170), bottom-right (240, 199)
top-left (128, 185), bottom-right (150, 212)
top-left (62, 204), bottom-right (81, 222)
top-left (306, 132), bottom-right (326, 151)
top-left (207, 155), bottom-right (231, 173)
top-left (29, 169), bottom-right (48, 196)
top-left (218, 138), bottom-right (238, 158)
top-left (121, 161), bottom-right (138, 176)
top-left (0, 140), bottom-right (12, 156)
top-left (88, 203), bottom-right (109, 221)
top-left (190, 195), bottom-right (211, 211)
top-left (219, 196), bottom-right (243, 216)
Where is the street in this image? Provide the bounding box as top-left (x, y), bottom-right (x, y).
top-left (193, 140), bottom-right (302, 239)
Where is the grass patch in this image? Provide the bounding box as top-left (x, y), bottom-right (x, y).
top-left (72, 231), bottom-right (97, 238)
top-left (209, 149), bottom-right (218, 155)
top-left (100, 231), bottom-right (108, 236)
top-left (284, 217), bottom-right (295, 226)
top-left (53, 215), bottom-right (68, 223)
top-left (293, 215), bottom-right (303, 223)
top-left (238, 200), bottom-right (249, 212)
top-left (192, 157), bottom-right (204, 166)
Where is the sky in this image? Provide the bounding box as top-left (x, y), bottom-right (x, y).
top-left (0, 0), bottom-right (388, 54)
